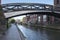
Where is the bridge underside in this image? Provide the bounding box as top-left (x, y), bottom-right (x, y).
top-left (4, 10), bottom-right (60, 19)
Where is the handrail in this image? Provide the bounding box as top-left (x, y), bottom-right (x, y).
top-left (1, 3), bottom-right (53, 13)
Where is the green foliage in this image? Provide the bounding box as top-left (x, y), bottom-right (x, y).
top-left (10, 19), bottom-right (15, 23)
top-left (7, 23), bottom-right (11, 29)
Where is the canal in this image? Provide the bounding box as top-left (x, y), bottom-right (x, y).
top-left (17, 24), bottom-right (60, 40)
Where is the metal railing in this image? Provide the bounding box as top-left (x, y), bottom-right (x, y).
top-left (1, 3), bottom-right (53, 13)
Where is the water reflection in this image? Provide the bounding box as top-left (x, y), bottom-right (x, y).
top-left (13, 14), bottom-right (60, 40)
top-left (18, 25), bottom-right (60, 40)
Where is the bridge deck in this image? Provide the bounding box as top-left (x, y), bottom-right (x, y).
top-left (4, 10), bottom-right (52, 18)
top-left (1, 3), bottom-right (60, 18)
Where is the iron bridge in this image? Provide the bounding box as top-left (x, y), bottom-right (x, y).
top-left (1, 3), bottom-right (60, 18)
top-left (2, 3), bottom-right (53, 13)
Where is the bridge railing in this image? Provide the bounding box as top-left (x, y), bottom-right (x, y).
top-left (1, 3), bottom-right (53, 13)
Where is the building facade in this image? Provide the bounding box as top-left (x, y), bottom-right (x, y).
top-left (54, 0), bottom-right (60, 11)
top-left (22, 17), bottom-right (27, 24)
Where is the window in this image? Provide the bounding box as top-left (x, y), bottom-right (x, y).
top-left (57, 0), bottom-right (59, 4)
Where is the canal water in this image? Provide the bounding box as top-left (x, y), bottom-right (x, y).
top-left (17, 24), bottom-right (60, 40)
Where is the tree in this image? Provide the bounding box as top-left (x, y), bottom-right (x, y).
top-left (10, 19), bottom-right (15, 23)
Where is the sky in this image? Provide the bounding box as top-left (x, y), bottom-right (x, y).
top-left (13, 15), bottom-right (26, 21)
top-left (2, 0), bottom-right (54, 5)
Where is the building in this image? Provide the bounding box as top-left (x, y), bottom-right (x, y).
top-left (22, 17), bottom-right (27, 24)
top-left (29, 14), bottom-right (37, 24)
top-left (54, 0), bottom-right (60, 11)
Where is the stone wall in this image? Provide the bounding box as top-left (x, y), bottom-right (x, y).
top-left (0, 5), bottom-right (7, 34)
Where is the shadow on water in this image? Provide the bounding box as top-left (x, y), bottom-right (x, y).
top-left (26, 27), bottom-right (60, 40)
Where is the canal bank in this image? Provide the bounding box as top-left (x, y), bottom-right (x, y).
top-left (21, 23), bottom-right (60, 31)
top-left (32, 25), bottom-right (60, 30)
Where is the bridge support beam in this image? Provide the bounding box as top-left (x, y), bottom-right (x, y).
top-left (40, 15), bottom-right (43, 25)
top-left (47, 15), bottom-right (55, 24)
top-left (50, 16), bottom-right (55, 24)
top-left (26, 15), bottom-right (30, 24)
top-left (46, 15), bottom-right (50, 24)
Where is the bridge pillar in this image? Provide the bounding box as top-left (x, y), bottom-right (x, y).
top-left (26, 15), bottom-right (30, 24)
top-left (46, 15), bottom-right (55, 24)
top-left (50, 16), bottom-right (55, 24)
top-left (36, 14), bottom-right (38, 24)
top-left (46, 15), bottom-right (50, 24)
top-left (0, 4), bottom-right (7, 34)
